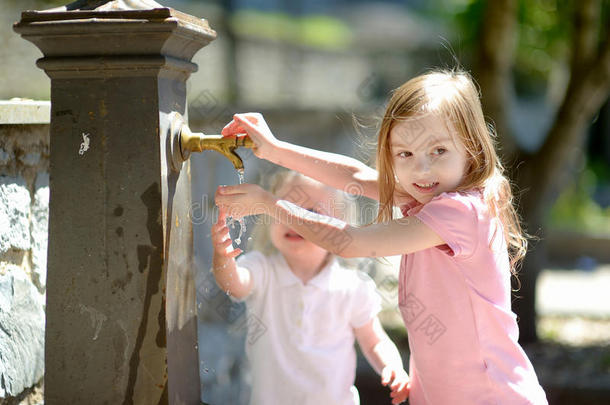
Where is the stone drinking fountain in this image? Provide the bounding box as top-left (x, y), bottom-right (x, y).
top-left (13, 1), bottom-right (251, 403)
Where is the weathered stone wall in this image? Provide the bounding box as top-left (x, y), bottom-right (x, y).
top-left (0, 100), bottom-right (49, 405)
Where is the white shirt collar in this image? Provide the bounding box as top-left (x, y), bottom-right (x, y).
top-left (273, 253), bottom-right (335, 289)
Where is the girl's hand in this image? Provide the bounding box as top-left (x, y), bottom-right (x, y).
top-left (211, 207), bottom-right (242, 258)
top-left (221, 113), bottom-right (279, 160)
top-left (381, 366), bottom-right (410, 404)
top-left (215, 183), bottom-right (275, 219)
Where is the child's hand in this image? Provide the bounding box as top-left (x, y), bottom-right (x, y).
top-left (381, 366), bottom-right (410, 404)
top-left (215, 183), bottom-right (275, 219)
top-left (221, 113), bottom-right (279, 160)
top-left (211, 207), bottom-right (242, 259)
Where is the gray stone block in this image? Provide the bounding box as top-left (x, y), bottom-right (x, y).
top-left (0, 176), bottom-right (31, 255)
top-left (0, 149), bottom-right (11, 166)
top-left (19, 151), bottom-right (41, 167)
top-left (31, 173), bottom-right (48, 290)
top-left (0, 268), bottom-right (45, 398)
top-left (0, 101), bottom-right (50, 125)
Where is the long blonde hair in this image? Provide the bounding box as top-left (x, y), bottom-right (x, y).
top-left (375, 70), bottom-right (527, 271)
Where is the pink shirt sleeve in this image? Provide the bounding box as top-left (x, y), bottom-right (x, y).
top-left (414, 192), bottom-right (480, 258)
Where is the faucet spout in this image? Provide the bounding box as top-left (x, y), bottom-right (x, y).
top-left (177, 116), bottom-right (253, 171)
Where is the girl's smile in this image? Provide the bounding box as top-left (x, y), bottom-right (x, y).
top-left (413, 181), bottom-right (440, 193)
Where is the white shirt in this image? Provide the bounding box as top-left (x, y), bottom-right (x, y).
top-left (235, 252), bottom-right (381, 405)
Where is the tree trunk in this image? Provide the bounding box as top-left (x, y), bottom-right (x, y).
top-left (220, 0), bottom-right (239, 104)
top-left (474, 0), bottom-right (519, 159)
top-left (511, 243), bottom-right (545, 343)
top-left (475, 0), bottom-right (610, 343)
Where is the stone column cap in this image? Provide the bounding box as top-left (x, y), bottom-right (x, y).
top-left (17, 3), bottom-right (213, 33)
top-left (0, 99), bottom-right (51, 125)
top-left (13, 1), bottom-right (217, 79)
top-left (13, 1), bottom-right (217, 59)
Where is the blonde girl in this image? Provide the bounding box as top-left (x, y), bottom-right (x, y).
top-left (215, 70), bottom-right (548, 404)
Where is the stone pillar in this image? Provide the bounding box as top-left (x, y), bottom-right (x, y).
top-left (13, 1), bottom-right (216, 404)
top-left (0, 99), bottom-right (49, 405)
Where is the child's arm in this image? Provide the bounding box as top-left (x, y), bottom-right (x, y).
top-left (222, 113), bottom-right (380, 200)
top-left (355, 317), bottom-right (410, 404)
top-left (210, 207), bottom-right (253, 299)
top-left (215, 184), bottom-right (444, 258)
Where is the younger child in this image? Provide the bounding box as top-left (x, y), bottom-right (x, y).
top-left (215, 70), bottom-right (548, 404)
top-left (211, 170), bottom-right (410, 405)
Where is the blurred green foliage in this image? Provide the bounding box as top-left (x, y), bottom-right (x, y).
top-left (230, 10), bottom-right (352, 50)
top-left (6, 0), bottom-right (66, 6)
top-left (425, 0), bottom-right (608, 96)
top-left (550, 165), bottom-right (610, 235)
top-left (514, 0), bottom-right (571, 95)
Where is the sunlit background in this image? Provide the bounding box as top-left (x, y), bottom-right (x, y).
top-left (1, 0), bottom-right (609, 403)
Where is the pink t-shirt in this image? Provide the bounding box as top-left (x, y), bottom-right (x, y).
top-left (399, 191), bottom-right (547, 405)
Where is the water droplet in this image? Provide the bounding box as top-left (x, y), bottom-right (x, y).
top-left (237, 169), bottom-right (245, 184)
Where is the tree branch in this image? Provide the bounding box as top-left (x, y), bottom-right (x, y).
top-left (570, 0), bottom-right (599, 76)
top-left (519, 9), bottom-right (610, 223)
top-left (474, 0), bottom-right (519, 160)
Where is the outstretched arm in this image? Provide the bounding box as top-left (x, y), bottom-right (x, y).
top-left (223, 113), bottom-right (380, 200)
top-left (210, 207), bottom-right (253, 299)
top-left (355, 317), bottom-right (410, 404)
top-left (215, 184), bottom-right (443, 258)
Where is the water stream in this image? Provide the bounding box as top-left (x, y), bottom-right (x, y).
top-left (226, 169), bottom-right (247, 246)
top-left (235, 169), bottom-right (247, 245)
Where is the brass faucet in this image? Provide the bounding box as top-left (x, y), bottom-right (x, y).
top-left (168, 112), bottom-right (253, 171)
top-left (180, 125), bottom-right (253, 171)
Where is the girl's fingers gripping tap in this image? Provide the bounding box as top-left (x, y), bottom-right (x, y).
top-left (230, 113), bottom-right (278, 159)
top-left (221, 112), bottom-right (261, 136)
top-left (221, 118), bottom-right (247, 137)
